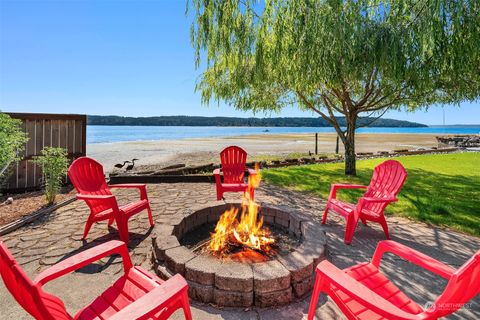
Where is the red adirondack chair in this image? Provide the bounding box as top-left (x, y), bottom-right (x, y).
top-left (308, 240), bottom-right (480, 320)
top-left (0, 239), bottom-right (192, 320)
top-left (213, 146), bottom-right (257, 200)
top-left (68, 157), bottom-right (154, 243)
top-left (322, 160), bottom-right (407, 244)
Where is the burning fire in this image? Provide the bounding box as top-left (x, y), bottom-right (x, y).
top-left (208, 164), bottom-right (276, 260)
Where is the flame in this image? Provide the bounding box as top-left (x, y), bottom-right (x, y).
top-left (208, 163), bottom-right (275, 260)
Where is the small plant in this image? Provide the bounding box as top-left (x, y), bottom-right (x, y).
top-left (33, 147), bottom-right (69, 205)
top-left (0, 112), bottom-right (28, 190)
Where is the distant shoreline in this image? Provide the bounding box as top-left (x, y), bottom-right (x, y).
top-left (87, 115), bottom-right (427, 128)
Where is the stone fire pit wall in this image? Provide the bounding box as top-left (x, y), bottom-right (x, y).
top-left (151, 202), bottom-right (327, 308)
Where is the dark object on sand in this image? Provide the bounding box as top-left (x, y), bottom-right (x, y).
top-left (114, 161), bottom-right (131, 169)
top-left (125, 159), bottom-right (138, 171)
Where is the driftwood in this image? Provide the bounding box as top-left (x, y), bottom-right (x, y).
top-left (357, 152), bottom-right (374, 156)
top-left (152, 163), bottom-right (216, 176)
top-left (161, 163), bottom-right (186, 170)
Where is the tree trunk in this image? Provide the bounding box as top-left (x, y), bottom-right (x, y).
top-left (344, 118), bottom-right (357, 176)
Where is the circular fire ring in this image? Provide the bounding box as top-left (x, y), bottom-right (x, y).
top-left (151, 201), bottom-right (327, 308)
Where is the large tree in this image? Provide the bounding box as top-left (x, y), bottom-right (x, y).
top-left (189, 0), bottom-right (480, 175)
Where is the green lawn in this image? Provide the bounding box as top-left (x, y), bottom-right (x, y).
top-left (263, 152), bottom-right (480, 236)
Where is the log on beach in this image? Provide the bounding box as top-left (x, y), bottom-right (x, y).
top-left (152, 163), bottom-right (216, 175)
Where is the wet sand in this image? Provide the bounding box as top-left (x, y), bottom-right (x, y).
top-left (87, 133), bottom-right (439, 172)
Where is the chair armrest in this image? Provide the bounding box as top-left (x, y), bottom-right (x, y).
top-left (361, 196), bottom-right (398, 203)
top-left (316, 260), bottom-right (420, 320)
top-left (76, 194), bottom-right (116, 201)
top-left (109, 184), bottom-right (146, 189)
top-left (329, 184), bottom-right (368, 199)
top-left (247, 168), bottom-right (257, 175)
top-left (107, 274), bottom-right (188, 320)
top-left (213, 168), bottom-right (221, 175)
top-left (76, 194), bottom-right (120, 211)
top-left (34, 240), bottom-right (133, 286)
top-left (109, 184), bottom-right (148, 199)
top-left (332, 184), bottom-right (368, 189)
top-left (371, 240), bottom-right (455, 279)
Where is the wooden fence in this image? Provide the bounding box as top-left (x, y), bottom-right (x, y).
top-left (3, 113), bottom-right (86, 193)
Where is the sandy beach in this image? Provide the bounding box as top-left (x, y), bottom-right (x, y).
top-left (87, 133), bottom-right (439, 172)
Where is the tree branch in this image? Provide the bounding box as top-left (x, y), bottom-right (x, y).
top-left (296, 91), bottom-right (346, 143)
top-left (355, 109), bottom-right (389, 129)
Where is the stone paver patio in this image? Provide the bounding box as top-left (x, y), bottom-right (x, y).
top-left (0, 182), bottom-right (478, 319)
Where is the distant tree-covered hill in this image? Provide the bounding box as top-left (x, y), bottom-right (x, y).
top-left (87, 115), bottom-right (427, 127)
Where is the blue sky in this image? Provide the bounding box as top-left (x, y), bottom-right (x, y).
top-left (0, 0), bottom-right (478, 125)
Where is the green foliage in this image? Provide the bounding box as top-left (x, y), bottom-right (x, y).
top-left (263, 153), bottom-right (480, 236)
top-left (188, 0), bottom-right (480, 174)
top-left (87, 115), bottom-right (426, 127)
top-left (189, 0), bottom-right (479, 109)
top-left (33, 147), bottom-right (69, 205)
top-left (0, 112), bottom-right (28, 186)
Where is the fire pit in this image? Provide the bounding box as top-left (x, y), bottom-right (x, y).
top-left (151, 201), bottom-right (326, 307)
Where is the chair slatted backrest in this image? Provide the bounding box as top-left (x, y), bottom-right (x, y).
top-left (363, 160), bottom-right (407, 213)
top-left (0, 240), bottom-right (70, 320)
top-left (428, 251), bottom-right (480, 318)
top-left (68, 157), bottom-right (112, 214)
top-left (220, 146), bottom-right (247, 184)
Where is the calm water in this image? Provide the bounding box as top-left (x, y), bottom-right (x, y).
top-left (87, 125), bottom-right (480, 144)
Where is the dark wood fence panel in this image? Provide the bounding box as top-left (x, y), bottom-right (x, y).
top-left (3, 113), bottom-right (87, 193)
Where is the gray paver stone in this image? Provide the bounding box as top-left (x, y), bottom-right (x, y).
top-left (185, 254), bottom-right (222, 285)
top-left (252, 259), bottom-right (291, 293)
top-left (187, 281), bottom-right (214, 303)
top-left (155, 263), bottom-right (174, 280)
top-left (164, 246), bottom-right (197, 275)
top-left (292, 274), bottom-right (314, 298)
top-left (277, 250), bottom-right (314, 282)
top-left (213, 288), bottom-right (253, 307)
top-left (215, 261), bottom-right (253, 292)
top-left (254, 286), bottom-right (292, 307)
top-left (297, 240), bottom-right (327, 267)
top-left (153, 235), bottom-right (180, 261)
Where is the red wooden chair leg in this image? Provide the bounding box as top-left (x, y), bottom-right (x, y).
top-left (82, 219), bottom-right (94, 240)
top-left (116, 217), bottom-right (130, 243)
top-left (344, 215), bottom-right (358, 245)
top-left (108, 217), bottom-right (115, 226)
top-left (361, 217), bottom-right (367, 225)
top-left (379, 216), bottom-right (390, 239)
top-left (321, 207), bottom-right (329, 224)
top-left (181, 291), bottom-right (193, 320)
top-left (216, 188), bottom-right (223, 201)
top-left (146, 204), bottom-right (154, 227)
top-left (308, 273), bottom-right (323, 320)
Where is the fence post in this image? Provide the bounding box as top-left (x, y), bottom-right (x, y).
top-left (315, 133), bottom-right (318, 155)
top-left (335, 135), bottom-right (340, 154)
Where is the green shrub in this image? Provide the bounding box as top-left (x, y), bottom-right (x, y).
top-left (33, 147), bottom-right (69, 205)
top-left (0, 112), bottom-right (28, 188)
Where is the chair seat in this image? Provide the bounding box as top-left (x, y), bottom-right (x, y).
top-left (120, 199), bottom-right (150, 218)
top-left (220, 183), bottom-right (248, 191)
top-left (95, 199), bottom-right (150, 220)
top-left (74, 267), bottom-right (165, 320)
top-left (329, 199), bottom-right (380, 219)
top-left (332, 262), bottom-right (423, 319)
